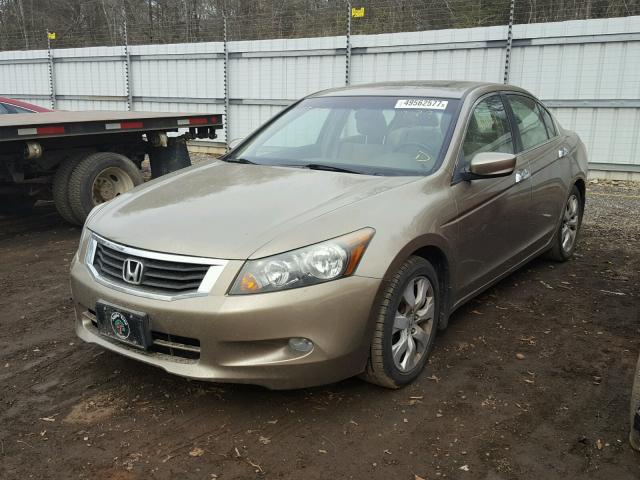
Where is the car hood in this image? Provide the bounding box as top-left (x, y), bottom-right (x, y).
top-left (89, 161), bottom-right (417, 259)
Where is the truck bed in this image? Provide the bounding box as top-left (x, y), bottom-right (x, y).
top-left (0, 111), bottom-right (223, 142)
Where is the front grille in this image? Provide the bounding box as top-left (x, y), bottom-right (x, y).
top-left (93, 241), bottom-right (210, 295)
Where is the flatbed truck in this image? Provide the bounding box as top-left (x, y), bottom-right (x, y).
top-left (0, 110), bottom-right (223, 224)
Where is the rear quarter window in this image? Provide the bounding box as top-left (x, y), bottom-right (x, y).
top-left (538, 104), bottom-right (557, 137)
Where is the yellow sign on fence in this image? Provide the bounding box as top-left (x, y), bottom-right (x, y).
top-left (351, 7), bottom-right (365, 18)
top-left (47, 32), bottom-right (56, 40)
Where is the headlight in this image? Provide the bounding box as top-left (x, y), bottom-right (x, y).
top-left (229, 228), bottom-right (375, 295)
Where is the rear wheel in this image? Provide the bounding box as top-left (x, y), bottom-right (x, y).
top-left (53, 153), bottom-right (86, 224)
top-left (546, 185), bottom-right (583, 262)
top-left (361, 256), bottom-right (439, 388)
top-left (68, 152), bottom-right (143, 224)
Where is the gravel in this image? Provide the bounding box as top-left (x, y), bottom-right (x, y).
top-left (585, 179), bottom-right (640, 242)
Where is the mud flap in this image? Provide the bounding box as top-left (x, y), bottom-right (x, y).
top-left (148, 137), bottom-right (191, 178)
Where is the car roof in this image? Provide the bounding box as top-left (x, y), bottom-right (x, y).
top-left (309, 81), bottom-right (530, 99)
top-left (0, 97), bottom-right (52, 112)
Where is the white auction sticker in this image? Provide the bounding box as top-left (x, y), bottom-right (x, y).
top-left (395, 99), bottom-right (449, 110)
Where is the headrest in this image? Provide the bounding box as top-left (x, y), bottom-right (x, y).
top-left (355, 109), bottom-right (387, 139)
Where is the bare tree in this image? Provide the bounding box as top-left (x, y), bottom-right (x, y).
top-left (0, 0), bottom-right (639, 50)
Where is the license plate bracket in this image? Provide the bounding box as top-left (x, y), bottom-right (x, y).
top-left (96, 301), bottom-right (152, 350)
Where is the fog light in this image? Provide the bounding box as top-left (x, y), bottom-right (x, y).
top-left (289, 337), bottom-right (313, 353)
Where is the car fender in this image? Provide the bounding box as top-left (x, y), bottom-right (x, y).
top-left (362, 232), bottom-right (455, 343)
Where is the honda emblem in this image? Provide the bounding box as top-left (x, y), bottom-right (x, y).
top-left (122, 258), bottom-right (144, 285)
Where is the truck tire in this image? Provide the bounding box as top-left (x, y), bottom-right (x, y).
top-left (68, 152), bottom-right (143, 224)
top-left (52, 153), bottom-right (86, 224)
top-left (148, 137), bottom-right (191, 178)
top-left (0, 195), bottom-right (36, 216)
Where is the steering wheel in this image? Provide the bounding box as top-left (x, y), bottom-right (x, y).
top-left (392, 142), bottom-right (437, 166)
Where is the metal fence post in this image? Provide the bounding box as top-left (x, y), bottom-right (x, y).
top-left (223, 15), bottom-right (230, 148)
top-left (345, 2), bottom-right (352, 86)
top-left (503, 0), bottom-right (515, 84)
top-left (123, 16), bottom-right (133, 111)
top-left (46, 32), bottom-right (57, 109)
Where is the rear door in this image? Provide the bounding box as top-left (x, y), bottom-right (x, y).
top-left (505, 94), bottom-right (565, 249)
top-left (451, 93), bottom-right (533, 302)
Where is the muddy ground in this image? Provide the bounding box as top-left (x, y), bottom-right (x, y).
top-left (1, 179), bottom-right (639, 480)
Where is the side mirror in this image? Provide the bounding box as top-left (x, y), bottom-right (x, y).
top-left (462, 152), bottom-right (516, 180)
top-left (228, 137), bottom-right (244, 150)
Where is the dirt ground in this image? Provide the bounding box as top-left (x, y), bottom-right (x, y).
top-left (1, 179), bottom-right (639, 480)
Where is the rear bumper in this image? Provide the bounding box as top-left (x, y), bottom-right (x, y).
top-left (70, 255), bottom-right (381, 389)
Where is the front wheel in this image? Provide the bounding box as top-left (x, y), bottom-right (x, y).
top-left (361, 256), bottom-right (439, 388)
top-left (546, 185), bottom-right (583, 262)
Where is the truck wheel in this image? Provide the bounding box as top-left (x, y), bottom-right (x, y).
top-left (0, 195), bottom-right (36, 216)
top-left (68, 152), bottom-right (143, 223)
top-left (53, 154), bottom-right (86, 224)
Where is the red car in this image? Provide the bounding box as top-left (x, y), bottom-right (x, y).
top-left (0, 97), bottom-right (51, 114)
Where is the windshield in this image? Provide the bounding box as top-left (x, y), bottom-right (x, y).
top-left (227, 96), bottom-right (460, 176)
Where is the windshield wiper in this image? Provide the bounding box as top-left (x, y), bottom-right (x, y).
top-left (223, 157), bottom-right (256, 165)
top-left (297, 163), bottom-right (364, 175)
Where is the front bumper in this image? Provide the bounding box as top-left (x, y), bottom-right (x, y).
top-left (70, 255), bottom-right (381, 389)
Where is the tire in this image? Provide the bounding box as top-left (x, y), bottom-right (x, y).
top-left (52, 153), bottom-right (87, 224)
top-left (68, 152), bottom-right (143, 224)
top-left (0, 195), bottom-right (36, 216)
top-left (361, 256), bottom-right (439, 388)
top-left (630, 352), bottom-right (640, 451)
top-left (546, 184), bottom-right (583, 262)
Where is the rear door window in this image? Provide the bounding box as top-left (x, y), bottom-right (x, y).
top-left (507, 95), bottom-right (550, 151)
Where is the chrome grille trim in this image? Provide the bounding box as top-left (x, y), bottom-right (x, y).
top-left (85, 233), bottom-right (228, 301)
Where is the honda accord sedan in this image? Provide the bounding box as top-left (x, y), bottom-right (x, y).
top-left (70, 81), bottom-right (587, 389)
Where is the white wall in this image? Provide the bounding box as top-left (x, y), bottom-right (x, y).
top-left (1, 16), bottom-right (639, 170)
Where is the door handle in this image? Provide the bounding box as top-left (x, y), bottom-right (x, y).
top-left (515, 168), bottom-right (530, 183)
top-left (558, 147), bottom-right (569, 158)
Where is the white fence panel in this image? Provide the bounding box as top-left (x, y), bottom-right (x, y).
top-left (0, 50), bottom-right (50, 105)
top-left (510, 17), bottom-right (640, 170)
top-left (351, 26), bottom-right (507, 84)
top-left (1, 16), bottom-right (640, 171)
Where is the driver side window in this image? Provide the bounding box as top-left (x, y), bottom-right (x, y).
top-left (462, 96), bottom-right (513, 166)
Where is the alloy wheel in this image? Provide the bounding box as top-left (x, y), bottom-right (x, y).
top-left (391, 275), bottom-right (435, 372)
top-left (561, 194), bottom-right (580, 253)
